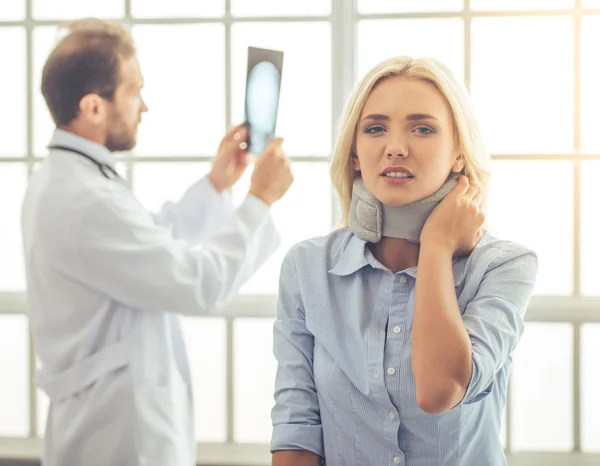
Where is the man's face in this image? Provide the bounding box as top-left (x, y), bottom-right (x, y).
top-left (105, 55), bottom-right (147, 152)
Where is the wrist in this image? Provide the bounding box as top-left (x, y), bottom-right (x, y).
top-left (248, 187), bottom-right (273, 207)
top-left (208, 171), bottom-right (227, 193)
top-left (419, 240), bottom-right (455, 260)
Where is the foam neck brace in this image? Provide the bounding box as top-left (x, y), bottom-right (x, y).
top-left (348, 174), bottom-right (459, 243)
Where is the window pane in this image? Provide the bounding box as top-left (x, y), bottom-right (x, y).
top-left (233, 318), bottom-right (276, 443)
top-left (582, 324), bottom-right (600, 452)
top-left (357, 19), bottom-right (464, 84)
top-left (182, 317), bottom-right (227, 442)
top-left (581, 17), bottom-right (600, 153)
top-left (232, 162), bottom-right (332, 294)
top-left (33, 0), bottom-right (124, 19)
top-left (0, 164), bottom-right (27, 291)
top-left (511, 323), bottom-right (573, 451)
top-left (33, 27), bottom-right (61, 156)
top-left (132, 0), bottom-right (224, 18)
top-left (358, 0), bottom-right (463, 13)
top-left (471, 0), bottom-right (573, 9)
top-left (581, 161), bottom-right (600, 296)
top-left (471, 17), bottom-right (573, 154)
top-left (232, 0), bottom-right (330, 16)
top-left (133, 25), bottom-right (225, 156)
top-left (0, 315), bottom-right (29, 436)
top-left (487, 161), bottom-right (573, 296)
top-left (231, 22), bottom-right (331, 156)
top-left (132, 162), bottom-right (210, 213)
top-left (0, 28), bottom-right (26, 157)
top-left (0, 0), bottom-right (25, 19)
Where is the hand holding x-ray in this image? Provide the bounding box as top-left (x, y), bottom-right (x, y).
top-left (243, 47), bottom-right (284, 154)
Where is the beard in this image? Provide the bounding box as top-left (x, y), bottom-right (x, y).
top-left (105, 107), bottom-right (137, 152)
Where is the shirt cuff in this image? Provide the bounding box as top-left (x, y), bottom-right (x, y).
top-left (270, 424), bottom-right (324, 459)
top-left (459, 355), bottom-right (493, 406)
top-left (242, 193), bottom-right (272, 216)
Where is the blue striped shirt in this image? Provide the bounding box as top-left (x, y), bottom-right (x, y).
top-left (271, 229), bottom-right (537, 466)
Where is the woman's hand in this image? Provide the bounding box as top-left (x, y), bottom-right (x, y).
top-left (420, 175), bottom-right (485, 257)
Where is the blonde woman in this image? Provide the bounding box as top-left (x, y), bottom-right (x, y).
top-left (270, 56), bottom-right (537, 466)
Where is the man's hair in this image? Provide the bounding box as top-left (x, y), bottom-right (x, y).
top-left (41, 18), bottom-right (136, 126)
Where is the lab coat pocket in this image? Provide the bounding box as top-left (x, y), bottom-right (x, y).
top-left (46, 366), bottom-right (138, 466)
top-left (133, 378), bottom-right (192, 466)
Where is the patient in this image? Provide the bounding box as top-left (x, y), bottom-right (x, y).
top-left (270, 56), bottom-right (538, 466)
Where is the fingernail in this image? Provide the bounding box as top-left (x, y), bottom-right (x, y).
top-left (239, 141), bottom-right (248, 150)
top-left (233, 133), bottom-right (241, 141)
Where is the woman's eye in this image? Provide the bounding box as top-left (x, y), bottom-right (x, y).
top-left (365, 126), bottom-right (385, 134)
top-left (415, 127), bottom-right (434, 135)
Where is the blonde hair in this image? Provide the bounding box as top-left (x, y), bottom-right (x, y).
top-left (330, 56), bottom-right (491, 227)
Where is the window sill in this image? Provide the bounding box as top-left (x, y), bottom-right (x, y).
top-left (2, 438), bottom-right (600, 466)
top-left (0, 438), bottom-right (271, 466)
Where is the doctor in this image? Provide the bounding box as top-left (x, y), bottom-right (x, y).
top-left (22, 18), bottom-right (293, 466)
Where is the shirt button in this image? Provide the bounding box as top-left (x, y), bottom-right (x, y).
top-left (387, 367), bottom-right (396, 376)
top-left (393, 326), bottom-right (401, 334)
top-left (388, 411), bottom-right (395, 420)
top-left (394, 456), bottom-right (401, 464)
top-left (398, 276), bottom-right (407, 284)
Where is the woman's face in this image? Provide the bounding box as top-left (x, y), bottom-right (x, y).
top-left (354, 76), bottom-right (465, 206)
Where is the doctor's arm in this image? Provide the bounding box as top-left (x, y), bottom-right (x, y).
top-left (71, 140), bottom-right (292, 315)
top-left (152, 125), bottom-right (249, 241)
top-left (152, 176), bottom-right (235, 242)
top-left (271, 247), bottom-right (323, 466)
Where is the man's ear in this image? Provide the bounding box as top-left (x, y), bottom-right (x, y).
top-left (79, 93), bottom-right (106, 125)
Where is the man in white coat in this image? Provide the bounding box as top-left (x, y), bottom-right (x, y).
top-left (22, 18), bottom-right (293, 466)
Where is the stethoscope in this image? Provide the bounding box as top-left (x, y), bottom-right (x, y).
top-left (48, 145), bottom-right (122, 181)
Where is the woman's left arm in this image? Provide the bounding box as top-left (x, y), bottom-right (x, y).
top-left (412, 243), bottom-right (537, 414)
top-left (412, 176), bottom-right (537, 414)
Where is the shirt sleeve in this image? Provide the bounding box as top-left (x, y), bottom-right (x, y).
top-left (270, 245), bottom-right (324, 458)
top-left (459, 244), bottom-right (538, 405)
top-left (71, 188), bottom-right (279, 315)
top-left (152, 176), bottom-right (235, 242)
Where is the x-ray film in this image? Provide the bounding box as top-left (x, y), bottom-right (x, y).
top-left (243, 46), bottom-right (284, 154)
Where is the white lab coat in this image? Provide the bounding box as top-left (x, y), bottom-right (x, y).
top-left (22, 129), bottom-right (280, 466)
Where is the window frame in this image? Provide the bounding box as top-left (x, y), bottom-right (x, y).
top-left (1, 0), bottom-right (599, 463)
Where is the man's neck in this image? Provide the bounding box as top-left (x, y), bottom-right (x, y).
top-left (59, 123), bottom-right (106, 148)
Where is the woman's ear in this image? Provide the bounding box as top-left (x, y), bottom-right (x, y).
top-left (352, 153), bottom-right (361, 172)
top-left (451, 154), bottom-right (466, 173)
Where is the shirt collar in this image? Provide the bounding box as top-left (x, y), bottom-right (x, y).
top-left (329, 231), bottom-right (492, 287)
top-left (328, 234), bottom-right (371, 277)
top-left (49, 129), bottom-right (119, 170)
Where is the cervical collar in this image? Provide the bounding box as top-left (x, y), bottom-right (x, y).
top-left (348, 174), bottom-right (459, 243)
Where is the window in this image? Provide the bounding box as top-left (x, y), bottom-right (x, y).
top-left (132, 24), bottom-right (226, 156)
top-left (1, 1), bottom-right (598, 465)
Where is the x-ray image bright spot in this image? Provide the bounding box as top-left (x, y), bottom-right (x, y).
top-left (244, 47), bottom-right (284, 154)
